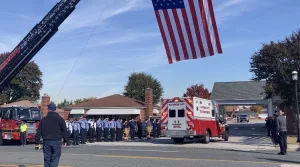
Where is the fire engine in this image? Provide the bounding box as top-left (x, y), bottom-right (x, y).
top-left (160, 97), bottom-right (229, 144)
top-left (0, 0), bottom-right (81, 145)
top-left (0, 106), bottom-right (42, 145)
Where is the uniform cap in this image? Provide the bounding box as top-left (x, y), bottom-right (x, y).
top-left (48, 103), bottom-right (56, 111)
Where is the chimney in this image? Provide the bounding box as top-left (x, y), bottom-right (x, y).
top-left (41, 93), bottom-right (50, 117)
top-left (144, 88), bottom-right (153, 120)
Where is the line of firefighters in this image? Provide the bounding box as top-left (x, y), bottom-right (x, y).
top-left (64, 116), bottom-right (161, 145)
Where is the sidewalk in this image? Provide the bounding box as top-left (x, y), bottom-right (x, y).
top-left (87, 137), bottom-right (300, 151)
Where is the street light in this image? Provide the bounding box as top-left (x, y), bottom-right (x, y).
top-left (292, 71), bottom-right (300, 142)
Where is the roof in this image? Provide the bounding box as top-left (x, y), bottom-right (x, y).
top-left (210, 81), bottom-right (266, 100)
top-left (0, 100), bottom-right (39, 107)
top-left (65, 94), bottom-right (159, 109)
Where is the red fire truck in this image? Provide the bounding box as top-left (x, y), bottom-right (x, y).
top-left (0, 106), bottom-right (42, 145)
top-left (160, 97), bottom-right (229, 144)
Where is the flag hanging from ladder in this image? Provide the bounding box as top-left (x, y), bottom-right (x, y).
top-left (152, 0), bottom-right (222, 64)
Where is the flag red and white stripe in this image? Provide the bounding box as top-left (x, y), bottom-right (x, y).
top-left (152, 0), bottom-right (222, 64)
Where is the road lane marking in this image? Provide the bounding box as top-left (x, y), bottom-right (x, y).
top-left (2, 151), bottom-right (300, 166)
top-left (93, 154), bottom-right (296, 165)
top-left (101, 148), bottom-right (179, 153)
top-left (0, 165), bottom-right (72, 167)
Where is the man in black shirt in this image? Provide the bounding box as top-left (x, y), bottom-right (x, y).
top-left (35, 103), bottom-right (68, 167)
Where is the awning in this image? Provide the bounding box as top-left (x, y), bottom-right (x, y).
top-left (70, 109), bottom-right (85, 114)
top-left (86, 109), bottom-right (140, 115)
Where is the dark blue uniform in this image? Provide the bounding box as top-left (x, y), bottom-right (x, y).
top-left (96, 119), bottom-right (103, 142)
top-left (129, 121), bottom-right (136, 140)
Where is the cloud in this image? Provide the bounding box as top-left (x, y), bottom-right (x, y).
top-left (60, 0), bottom-right (149, 32)
top-left (87, 31), bottom-right (160, 47)
top-left (214, 0), bottom-right (269, 25)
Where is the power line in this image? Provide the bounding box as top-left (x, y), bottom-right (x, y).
top-left (56, 2), bottom-right (110, 97)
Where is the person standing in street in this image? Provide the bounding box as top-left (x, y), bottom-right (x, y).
top-left (96, 118), bottom-right (103, 142)
top-left (109, 118), bottom-right (116, 142)
top-left (115, 119), bottom-right (122, 141)
top-left (89, 119), bottom-right (96, 143)
top-left (20, 121), bottom-right (27, 146)
top-left (65, 119), bottom-right (72, 146)
top-left (266, 116), bottom-right (272, 137)
top-left (71, 119), bottom-right (80, 145)
top-left (35, 103), bottom-right (68, 167)
top-left (276, 110), bottom-right (287, 155)
top-left (156, 119), bottom-right (161, 138)
top-left (270, 114), bottom-right (278, 145)
top-left (103, 118), bottom-right (109, 142)
top-left (79, 116), bottom-right (89, 144)
top-left (123, 120), bottom-right (129, 140)
top-left (137, 119), bottom-right (143, 139)
top-left (152, 119), bottom-right (157, 138)
top-left (146, 118), bottom-right (152, 139)
top-left (129, 119), bottom-right (136, 140)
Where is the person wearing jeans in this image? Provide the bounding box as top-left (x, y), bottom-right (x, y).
top-left (20, 121), bottom-right (27, 146)
top-left (35, 103), bottom-right (68, 167)
top-left (276, 110), bottom-right (287, 155)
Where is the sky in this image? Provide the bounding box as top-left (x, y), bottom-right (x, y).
top-left (0, 0), bottom-right (300, 103)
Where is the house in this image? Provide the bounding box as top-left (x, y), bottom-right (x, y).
top-left (40, 88), bottom-right (159, 121)
top-left (0, 100), bottom-right (39, 108)
top-left (63, 94), bottom-right (160, 120)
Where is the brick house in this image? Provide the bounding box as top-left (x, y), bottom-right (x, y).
top-left (41, 88), bottom-right (159, 121)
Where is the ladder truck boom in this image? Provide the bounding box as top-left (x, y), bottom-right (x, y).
top-left (0, 0), bottom-right (81, 91)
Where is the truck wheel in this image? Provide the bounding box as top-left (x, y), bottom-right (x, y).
top-left (173, 138), bottom-right (184, 144)
top-left (203, 130), bottom-right (210, 144)
top-left (223, 130), bottom-right (229, 141)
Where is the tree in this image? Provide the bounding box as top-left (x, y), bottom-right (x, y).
top-left (250, 31), bottom-right (300, 106)
top-left (183, 84), bottom-right (210, 99)
top-left (250, 105), bottom-right (263, 114)
top-left (123, 72), bottom-right (163, 104)
top-left (0, 52), bottom-right (43, 104)
top-left (57, 99), bottom-right (73, 108)
top-left (74, 97), bottom-right (97, 104)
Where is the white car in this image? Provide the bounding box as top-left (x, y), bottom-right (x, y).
top-left (258, 114), bottom-right (268, 119)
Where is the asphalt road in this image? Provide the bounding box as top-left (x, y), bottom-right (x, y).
top-left (0, 144), bottom-right (299, 167)
top-left (1, 119), bottom-right (297, 167)
top-left (228, 119), bottom-right (267, 136)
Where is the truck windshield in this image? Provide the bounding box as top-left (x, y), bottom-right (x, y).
top-left (15, 108), bottom-right (42, 120)
top-left (31, 109), bottom-right (42, 120)
top-left (16, 109), bottom-right (31, 120)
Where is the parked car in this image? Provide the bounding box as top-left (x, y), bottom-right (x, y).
top-left (237, 114), bottom-right (249, 123)
top-left (258, 113), bottom-right (268, 119)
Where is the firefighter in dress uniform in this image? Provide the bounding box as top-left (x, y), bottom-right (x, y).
top-left (96, 118), bottom-right (103, 142)
top-left (109, 119), bottom-right (116, 142)
top-left (116, 119), bottom-right (122, 142)
top-left (89, 119), bottom-right (96, 143)
top-left (103, 118), bottom-right (109, 142)
top-left (72, 119), bottom-right (80, 145)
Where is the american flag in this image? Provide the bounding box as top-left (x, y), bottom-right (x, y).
top-left (152, 0), bottom-right (222, 64)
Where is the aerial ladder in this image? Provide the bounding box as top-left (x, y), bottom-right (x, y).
top-left (0, 0), bottom-right (81, 91)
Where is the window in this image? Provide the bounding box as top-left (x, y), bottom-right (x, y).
top-left (212, 109), bottom-right (215, 117)
top-left (178, 109), bottom-right (185, 117)
top-left (2, 109), bottom-right (12, 119)
top-left (169, 109), bottom-right (176, 117)
top-left (31, 110), bottom-right (42, 120)
top-left (16, 109), bottom-right (31, 120)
